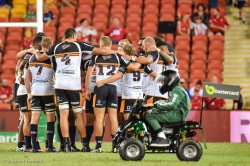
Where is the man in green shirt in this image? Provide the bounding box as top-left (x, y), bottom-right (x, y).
top-left (145, 70), bottom-right (191, 146)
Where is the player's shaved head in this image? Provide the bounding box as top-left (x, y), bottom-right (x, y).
top-left (143, 37), bottom-right (156, 46)
top-left (100, 36), bottom-right (112, 47)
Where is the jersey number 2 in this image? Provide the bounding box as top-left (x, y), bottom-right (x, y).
top-left (98, 65), bottom-right (115, 75)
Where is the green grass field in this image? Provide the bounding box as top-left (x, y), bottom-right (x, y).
top-left (0, 142), bottom-right (250, 166)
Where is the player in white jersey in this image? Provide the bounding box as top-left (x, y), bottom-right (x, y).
top-left (25, 37), bottom-right (56, 152)
top-left (96, 44), bottom-right (157, 121)
top-left (86, 36), bottom-right (142, 152)
top-left (123, 37), bottom-right (176, 104)
top-left (34, 28), bottom-right (121, 152)
top-left (16, 35), bottom-right (44, 152)
top-left (116, 39), bottom-right (130, 124)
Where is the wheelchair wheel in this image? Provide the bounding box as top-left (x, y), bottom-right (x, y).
top-left (176, 140), bottom-right (203, 161)
top-left (119, 139), bottom-right (145, 161)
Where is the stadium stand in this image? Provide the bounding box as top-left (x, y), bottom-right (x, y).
top-left (0, 0), bottom-right (228, 110)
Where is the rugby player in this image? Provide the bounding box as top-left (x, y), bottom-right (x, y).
top-left (34, 28), bottom-right (121, 152)
top-left (24, 36), bottom-right (56, 152)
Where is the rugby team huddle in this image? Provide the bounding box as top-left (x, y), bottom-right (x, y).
top-left (14, 28), bottom-right (179, 153)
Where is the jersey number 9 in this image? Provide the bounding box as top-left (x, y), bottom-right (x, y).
top-left (133, 71), bottom-right (140, 81)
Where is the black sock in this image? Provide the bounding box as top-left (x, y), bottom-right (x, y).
top-left (95, 136), bottom-right (102, 149)
top-left (69, 125), bottom-right (76, 146)
top-left (81, 137), bottom-right (87, 147)
top-left (30, 124), bottom-right (37, 149)
top-left (47, 122), bottom-right (55, 149)
top-left (86, 125), bottom-right (94, 147)
top-left (36, 141), bottom-right (41, 150)
top-left (57, 123), bottom-right (64, 147)
top-left (17, 142), bottom-right (25, 148)
top-left (45, 140), bottom-right (48, 148)
top-left (24, 136), bottom-right (32, 149)
top-left (63, 137), bottom-right (70, 147)
top-left (102, 126), bottom-right (105, 140)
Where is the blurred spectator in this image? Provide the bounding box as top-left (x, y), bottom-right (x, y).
top-left (208, 8), bottom-right (230, 36)
top-left (209, 0), bottom-right (218, 8)
top-left (177, 14), bottom-right (191, 35)
top-left (0, 0), bottom-right (11, 8)
top-left (180, 78), bottom-right (191, 99)
top-left (191, 16), bottom-right (208, 36)
top-left (190, 80), bottom-right (203, 97)
top-left (23, 28), bottom-right (34, 49)
top-left (25, 4), bottom-right (36, 22)
top-left (192, 3), bottom-right (209, 25)
top-left (233, 87), bottom-right (243, 110)
top-left (191, 87), bottom-right (203, 110)
top-left (205, 75), bottom-right (225, 110)
top-left (0, 79), bottom-right (13, 105)
top-left (233, 0), bottom-right (247, 24)
top-left (105, 18), bottom-right (128, 44)
top-left (43, 3), bottom-right (56, 26)
top-left (75, 18), bottom-right (97, 43)
top-left (155, 36), bottom-right (175, 53)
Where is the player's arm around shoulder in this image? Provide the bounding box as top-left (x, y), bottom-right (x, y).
top-left (85, 65), bottom-right (94, 100)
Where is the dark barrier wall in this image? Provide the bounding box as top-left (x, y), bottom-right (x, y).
top-left (0, 110), bottom-right (249, 142)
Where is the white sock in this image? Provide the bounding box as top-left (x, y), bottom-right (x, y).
top-left (157, 131), bottom-right (166, 139)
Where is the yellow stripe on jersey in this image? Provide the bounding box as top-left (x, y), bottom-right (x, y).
top-left (158, 60), bottom-right (164, 64)
top-left (30, 62), bottom-right (52, 68)
top-left (96, 63), bottom-right (119, 67)
top-left (55, 52), bottom-right (80, 57)
top-left (126, 69), bottom-right (144, 73)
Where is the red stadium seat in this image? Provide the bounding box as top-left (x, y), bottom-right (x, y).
top-left (192, 35), bottom-right (207, 45)
top-left (143, 13), bottom-right (158, 25)
top-left (176, 40), bottom-right (190, 53)
top-left (191, 52), bottom-right (207, 61)
top-left (176, 52), bottom-right (190, 61)
top-left (160, 5), bottom-right (175, 16)
top-left (160, 13), bottom-right (175, 21)
top-left (179, 69), bottom-right (189, 81)
top-left (127, 4), bottom-right (142, 15)
top-left (190, 69), bottom-right (206, 80)
top-left (78, 4), bottom-right (93, 15)
top-left (1, 60), bottom-right (16, 70)
top-left (94, 4), bottom-right (109, 15)
top-left (95, 0), bottom-right (110, 5)
top-left (178, 4), bottom-right (192, 15)
top-left (128, 0), bottom-right (143, 5)
top-left (111, 4), bottom-right (126, 14)
top-left (126, 22), bottom-right (141, 33)
top-left (144, 0), bottom-right (159, 5)
top-left (78, 0), bottom-right (93, 5)
top-left (0, 17), bottom-right (8, 22)
top-left (93, 22), bottom-right (107, 32)
top-left (126, 13), bottom-right (141, 23)
top-left (176, 35), bottom-right (190, 43)
top-left (208, 52), bottom-right (224, 62)
top-left (207, 69), bottom-right (223, 82)
top-left (209, 42), bottom-right (224, 52)
top-left (144, 4), bottom-right (159, 15)
top-left (190, 60), bottom-right (206, 71)
top-left (207, 60), bottom-right (223, 71)
top-left (61, 7), bottom-right (75, 15)
top-left (161, 0), bottom-right (176, 5)
top-left (178, 0), bottom-right (193, 5)
top-left (192, 44), bottom-right (207, 53)
top-left (112, 0), bottom-right (126, 6)
top-left (142, 22), bottom-right (158, 35)
top-left (209, 35), bottom-right (224, 43)
top-left (165, 33), bottom-right (174, 44)
top-left (178, 59), bottom-right (189, 71)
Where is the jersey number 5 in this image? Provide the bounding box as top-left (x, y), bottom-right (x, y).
top-left (61, 54), bottom-right (71, 65)
top-left (35, 64), bottom-right (43, 75)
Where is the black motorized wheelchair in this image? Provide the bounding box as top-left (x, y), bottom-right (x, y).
top-left (113, 102), bottom-right (203, 161)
